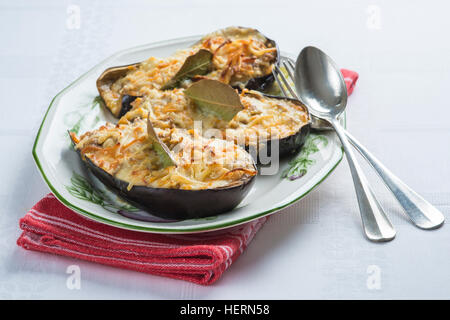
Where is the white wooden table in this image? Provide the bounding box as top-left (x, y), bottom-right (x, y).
top-left (1, 0), bottom-right (449, 299)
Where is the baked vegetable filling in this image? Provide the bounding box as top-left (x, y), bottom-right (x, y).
top-left (199, 27), bottom-right (277, 87)
top-left (119, 89), bottom-right (310, 149)
top-left (71, 119), bottom-right (256, 190)
top-left (98, 27), bottom-right (277, 117)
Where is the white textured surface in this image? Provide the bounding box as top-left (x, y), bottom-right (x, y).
top-left (1, 0), bottom-right (449, 299)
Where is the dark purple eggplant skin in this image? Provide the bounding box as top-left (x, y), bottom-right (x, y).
top-left (118, 95), bottom-right (141, 118)
top-left (69, 135), bottom-right (255, 220)
top-left (267, 121), bottom-right (310, 157)
top-left (242, 32), bottom-right (279, 92)
top-left (246, 123), bottom-right (310, 164)
top-left (244, 72), bottom-right (276, 92)
top-left (96, 62), bottom-right (140, 118)
top-left (243, 93), bottom-right (311, 163)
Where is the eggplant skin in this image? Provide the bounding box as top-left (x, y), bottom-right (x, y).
top-left (271, 122), bottom-right (311, 158)
top-left (241, 32), bottom-right (279, 92)
top-left (284, 124), bottom-right (310, 156)
top-left (243, 93), bottom-right (311, 162)
top-left (118, 95), bottom-right (140, 118)
top-left (242, 72), bottom-right (275, 92)
top-left (70, 136), bottom-right (255, 220)
top-left (247, 122), bottom-right (311, 163)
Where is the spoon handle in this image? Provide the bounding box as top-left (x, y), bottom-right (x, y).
top-left (331, 119), bottom-right (396, 241)
top-left (344, 130), bottom-right (445, 229)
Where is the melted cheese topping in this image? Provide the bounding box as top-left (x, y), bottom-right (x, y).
top-left (100, 27), bottom-right (276, 116)
top-left (119, 89), bottom-right (310, 148)
top-left (73, 119), bottom-right (256, 190)
top-left (199, 27), bottom-right (276, 87)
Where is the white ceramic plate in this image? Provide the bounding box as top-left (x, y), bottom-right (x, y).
top-left (33, 35), bottom-right (344, 233)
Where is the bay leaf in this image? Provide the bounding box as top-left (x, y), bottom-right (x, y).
top-left (161, 49), bottom-right (213, 90)
top-left (184, 79), bottom-right (244, 121)
top-left (147, 115), bottom-right (177, 168)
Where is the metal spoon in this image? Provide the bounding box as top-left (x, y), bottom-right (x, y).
top-left (295, 46), bottom-right (396, 241)
top-left (292, 49), bottom-right (444, 230)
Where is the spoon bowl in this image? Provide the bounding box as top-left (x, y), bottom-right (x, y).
top-left (295, 46), bottom-right (347, 119)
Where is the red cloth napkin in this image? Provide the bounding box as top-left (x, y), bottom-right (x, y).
top-left (18, 69), bottom-right (358, 286)
top-left (342, 69), bottom-right (358, 95)
top-left (18, 194), bottom-right (268, 285)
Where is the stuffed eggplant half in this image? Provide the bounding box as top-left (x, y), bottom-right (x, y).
top-left (70, 119), bottom-right (257, 219)
top-left (119, 89), bottom-right (311, 161)
top-left (97, 26), bottom-right (278, 117)
top-left (224, 91), bottom-right (311, 159)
